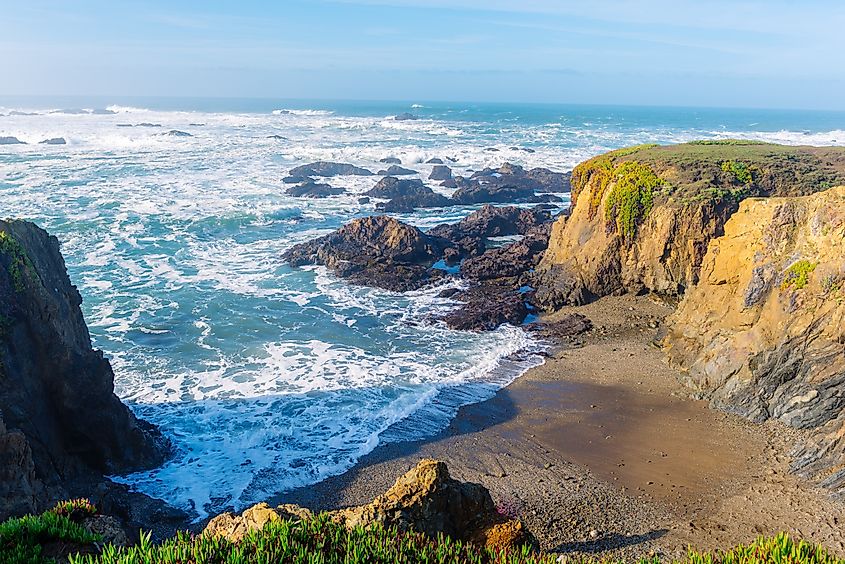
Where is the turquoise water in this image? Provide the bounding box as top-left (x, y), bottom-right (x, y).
top-left (1, 98), bottom-right (844, 518)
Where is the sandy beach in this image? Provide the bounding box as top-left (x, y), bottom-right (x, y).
top-left (278, 295), bottom-right (845, 560)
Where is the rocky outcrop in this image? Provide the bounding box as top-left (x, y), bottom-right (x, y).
top-left (204, 459), bottom-right (532, 551)
top-left (662, 186), bottom-right (845, 497)
top-left (394, 112), bottom-right (418, 121)
top-left (377, 165), bottom-right (416, 176)
top-left (378, 193), bottom-right (451, 212)
top-left (39, 138), bottom-right (67, 145)
top-left (285, 181), bottom-right (344, 198)
top-left (535, 142), bottom-right (845, 309)
top-left (288, 162), bottom-right (374, 177)
top-left (440, 285), bottom-right (529, 331)
top-left (0, 136), bottom-right (26, 145)
top-left (450, 163), bottom-right (568, 205)
top-left (460, 224), bottom-right (551, 281)
top-left (282, 216), bottom-right (452, 291)
top-left (0, 220), bottom-right (169, 520)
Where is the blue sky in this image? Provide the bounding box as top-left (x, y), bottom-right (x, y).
top-left (2, 0), bottom-right (844, 109)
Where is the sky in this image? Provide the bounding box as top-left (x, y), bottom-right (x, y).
top-left (1, 0), bottom-right (844, 109)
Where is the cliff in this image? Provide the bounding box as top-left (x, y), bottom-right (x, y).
top-left (534, 142), bottom-right (845, 308)
top-left (662, 187), bottom-right (845, 496)
top-left (0, 219), bottom-right (169, 520)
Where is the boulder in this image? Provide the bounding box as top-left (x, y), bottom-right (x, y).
top-left (285, 181), bottom-right (344, 198)
top-left (203, 460), bottom-right (532, 552)
top-left (282, 216), bottom-right (453, 291)
top-left (288, 162), bottom-right (374, 177)
top-left (379, 157), bottom-right (402, 164)
top-left (426, 158), bottom-right (444, 164)
top-left (429, 165), bottom-right (452, 181)
top-left (365, 177), bottom-right (430, 199)
top-left (0, 220), bottom-right (170, 520)
top-left (377, 165), bottom-right (416, 176)
top-left (39, 137), bottom-right (66, 145)
top-left (0, 136), bottom-right (25, 145)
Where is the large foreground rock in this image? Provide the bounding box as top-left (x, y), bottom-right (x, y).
top-left (204, 459), bottom-right (532, 551)
top-left (0, 220), bottom-right (170, 521)
top-left (535, 142), bottom-right (845, 309)
top-left (282, 216), bottom-right (452, 291)
top-left (662, 186), bottom-right (845, 497)
top-left (288, 161), bottom-right (374, 177)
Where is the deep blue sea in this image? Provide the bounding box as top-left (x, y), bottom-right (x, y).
top-left (2, 97), bottom-right (844, 518)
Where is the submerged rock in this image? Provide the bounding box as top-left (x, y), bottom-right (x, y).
top-left (0, 220), bottom-right (169, 520)
top-left (288, 162), bottom-right (374, 177)
top-left (159, 130), bottom-right (192, 137)
top-left (38, 137), bottom-right (66, 145)
top-left (394, 112), bottom-right (418, 121)
top-left (282, 216), bottom-right (452, 291)
top-left (285, 181), bottom-right (344, 198)
top-left (204, 459), bottom-right (532, 551)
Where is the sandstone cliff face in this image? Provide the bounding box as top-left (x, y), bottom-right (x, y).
top-left (535, 143), bottom-right (845, 309)
top-left (662, 187), bottom-right (845, 496)
top-left (0, 219), bottom-right (169, 520)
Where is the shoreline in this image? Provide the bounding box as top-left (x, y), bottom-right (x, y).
top-left (273, 294), bottom-right (845, 559)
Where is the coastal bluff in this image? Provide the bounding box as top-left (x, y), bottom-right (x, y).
top-left (0, 219), bottom-right (169, 521)
top-left (663, 187), bottom-right (845, 496)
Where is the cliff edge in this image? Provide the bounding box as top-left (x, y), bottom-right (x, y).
top-left (662, 187), bottom-right (845, 496)
top-left (0, 219), bottom-right (169, 520)
top-left (534, 142), bottom-right (845, 308)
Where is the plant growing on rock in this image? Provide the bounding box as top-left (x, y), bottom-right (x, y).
top-left (604, 161), bottom-right (664, 240)
top-left (0, 230), bottom-right (36, 292)
top-left (781, 260), bottom-right (817, 290)
top-left (721, 160), bottom-right (754, 185)
top-left (51, 499), bottom-right (98, 523)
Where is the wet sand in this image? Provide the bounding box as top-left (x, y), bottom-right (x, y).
top-left (278, 295), bottom-right (845, 559)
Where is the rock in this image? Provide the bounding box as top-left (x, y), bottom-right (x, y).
top-left (526, 168), bottom-right (570, 193)
top-left (440, 285), bottom-right (529, 331)
top-left (82, 515), bottom-right (131, 547)
top-left (0, 413), bottom-right (42, 519)
top-left (92, 109), bottom-right (117, 115)
top-left (430, 205), bottom-right (551, 243)
top-left (429, 165), bottom-right (452, 181)
top-left (662, 186), bottom-right (845, 496)
top-left (159, 130), bottom-right (192, 137)
top-left (282, 216), bottom-right (453, 291)
top-left (38, 137), bottom-right (66, 145)
top-left (394, 112), bottom-right (418, 121)
top-left (266, 134), bottom-right (286, 140)
top-left (282, 175), bottom-right (310, 184)
top-left (204, 460), bottom-right (531, 551)
top-left (379, 157), bottom-right (402, 164)
top-left (365, 177), bottom-right (429, 199)
top-left (526, 313), bottom-right (592, 338)
top-left (285, 181), bottom-right (344, 198)
top-left (451, 165), bottom-right (556, 204)
top-left (357, 196), bottom-right (371, 204)
top-left (288, 162), bottom-right (374, 177)
top-left (0, 220), bottom-right (170, 521)
top-left (426, 158), bottom-right (444, 164)
top-left (0, 136), bottom-right (25, 145)
top-left (460, 224), bottom-right (551, 280)
top-left (441, 178), bottom-right (458, 189)
top-left (534, 142), bottom-right (845, 309)
top-left (135, 123), bottom-right (161, 128)
top-left (377, 165), bottom-right (417, 176)
top-left (378, 192), bottom-right (451, 213)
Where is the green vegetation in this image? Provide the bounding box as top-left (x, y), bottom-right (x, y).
top-left (721, 160), bottom-right (754, 185)
top-left (687, 139), bottom-right (774, 146)
top-left (1, 503), bottom-right (843, 564)
top-left (0, 229), bottom-right (35, 293)
top-left (0, 511), bottom-right (99, 564)
top-left (781, 260), bottom-right (818, 290)
top-left (604, 162), bottom-right (664, 239)
top-left (570, 143), bottom-right (660, 207)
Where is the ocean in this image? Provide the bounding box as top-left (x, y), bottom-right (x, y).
top-left (2, 97), bottom-right (844, 519)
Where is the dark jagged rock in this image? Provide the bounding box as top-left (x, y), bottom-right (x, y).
top-left (440, 285), bottom-right (529, 331)
top-left (288, 162), bottom-right (374, 177)
top-left (365, 177), bottom-right (430, 199)
top-left (357, 196), bottom-right (371, 204)
top-left (441, 178), bottom-right (458, 189)
top-left (159, 130), bottom-right (192, 137)
top-left (429, 205), bottom-right (550, 242)
top-left (379, 157), bottom-right (402, 164)
top-left (0, 136), bottom-right (26, 145)
top-left (377, 192), bottom-right (451, 213)
top-left (394, 112), bottom-right (418, 121)
top-left (285, 181), bottom-right (344, 198)
top-left (526, 313), bottom-right (593, 339)
top-left (0, 220), bottom-right (170, 521)
top-left (429, 165), bottom-right (452, 181)
top-left (452, 163), bottom-right (568, 204)
top-left (267, 134), bottom-right (286, 140)
top-left (426, 158), bottom-right (444, 164)
top-left (460, 224), bottom-right (551, 281)
top-left (377, 165), bottom-right (417, 176)
top-left (526, 167), bottom-right (570, 193)
top-left (282, 175), bottom-right (310, 184)
top-left (39, 137), bottom-right (67, 145)
top-left (283, 216), bottom-right (453, 291)
top-left (135, 123), bottom-right (162, 128)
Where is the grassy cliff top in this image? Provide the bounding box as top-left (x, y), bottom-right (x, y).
top-left (571, 141), bottom-right (845, 209)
